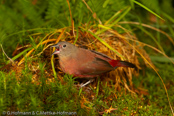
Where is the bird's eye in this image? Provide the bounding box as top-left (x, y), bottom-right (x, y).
top-left (63, 44), bottom-right (66, 48)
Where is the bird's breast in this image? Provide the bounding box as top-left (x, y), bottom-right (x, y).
top-left (59, 57), bottom-right (81, 76)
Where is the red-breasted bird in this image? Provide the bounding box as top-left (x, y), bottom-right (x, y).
top-left (51, 41), bottom-right (137, 81)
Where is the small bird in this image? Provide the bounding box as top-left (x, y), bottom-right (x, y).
top-left (52, 41), bottom-right (137, 87)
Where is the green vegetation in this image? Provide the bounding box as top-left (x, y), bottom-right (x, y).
top-left (0, 0), bottom-right (174, 115)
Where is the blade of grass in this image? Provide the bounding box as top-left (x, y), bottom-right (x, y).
top-left (18, 39), bottom-right (56, 66)
top-left (82, 27), bottom-right (125, 60)
top-left (18, 27), bottom-right (66, 66)
top-left (166, 22), bottom-right (174, 40)
top-left (96, 6), bottom-right (131, 35)
top-left (79, 88), bottom-right (83, 96)
top-left (111, 6), bottom-right (131, 26)
top-left (137, 26), bottom-right (164, 53)
top-left (119, 21), bottom-right (174, 45)
top-left (103, 0), bottom-right (110, 8)
top-left (117, 24), bottom-right (174, 64)
top-left (96, 79), bottom-right (100, 98)
top-left (162, 11), bottom-right (174, 23)
top-left (150, 56), bottom-right (174, 63)
top-left (51, 54), bottom-right (57, 78)
top-left (82, 0), bottom-right (102, 24)
top-left (7, 47), bottom-right (32, 64)
top-left (67, 0), bottom-right (75, 37)
top-left (133, 0), bottom-right (164, 20)
top-left (29, 35), bottom-right (37, 49)
top-left (73, 26), bottom-right (79, 44)
top-left (104, 8), bottom-right (124, 25)
top-left (2, 28), bottom-right (56, 41)
top-left (129, 0), bottom-right (135, 9)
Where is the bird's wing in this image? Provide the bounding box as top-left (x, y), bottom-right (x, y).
top-left (77, 51), bottom-right (114, 76)
top-left (90, 50), bottom-right (112, 60)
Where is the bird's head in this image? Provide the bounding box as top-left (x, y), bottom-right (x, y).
top-left (51, 41), bottom-right (78, 57)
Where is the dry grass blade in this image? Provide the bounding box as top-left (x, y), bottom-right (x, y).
top-left (117, 24), bottom-right (174, 64)
top-left (82, 0), bottom-right (102, 24)
top-left (119, 21), bottom-right (174, 45)
top-left (0, 44), bottom-right (14, 64)
top-left (18, 28), bottom-right (66, 66)
top-left (66, 0), bottom-right (75, 37)
top-left (17, 39), bottom-right (56, 66)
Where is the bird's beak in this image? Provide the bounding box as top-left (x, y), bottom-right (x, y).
top-left (52, 50), bottom-right (60, 55)
top-left (51, 44), bottom-right (58, 48)
top-left (51, 44), bottom-right (60, 55)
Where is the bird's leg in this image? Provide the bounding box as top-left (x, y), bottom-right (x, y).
top-left (80, 79), bottom-right (94, 88)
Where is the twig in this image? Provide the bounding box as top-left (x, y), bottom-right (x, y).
top-left (0, 44), bottom-right (14, 64)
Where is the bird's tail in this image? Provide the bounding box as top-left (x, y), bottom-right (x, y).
top-left (109, 60), bottom-right (137, 70)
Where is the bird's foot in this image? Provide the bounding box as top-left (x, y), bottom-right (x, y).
top-left (80, 79), bottom-right (94, 88)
